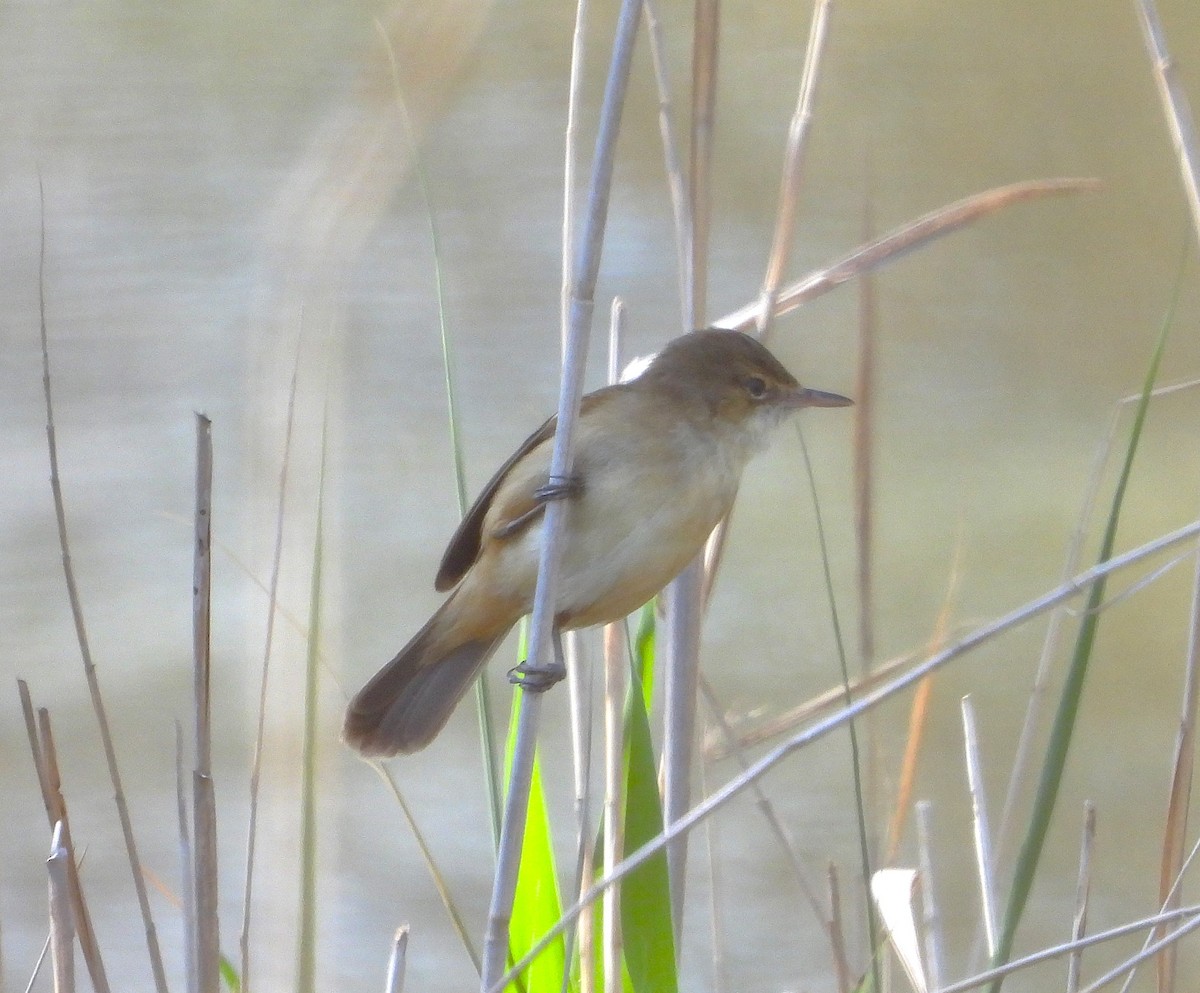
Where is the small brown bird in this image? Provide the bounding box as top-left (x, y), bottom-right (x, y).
top-left (344, 328), bottom-right (851, 756)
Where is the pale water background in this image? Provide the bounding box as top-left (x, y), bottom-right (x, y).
top-left (3, 1), bottom-right (1200, 991)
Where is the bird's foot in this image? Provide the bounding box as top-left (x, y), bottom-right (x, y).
top-left (534, 473), bottom-right (583, 503)
top-left (507, 660), bottom-right (567, 692)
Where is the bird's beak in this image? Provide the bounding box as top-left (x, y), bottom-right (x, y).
top-left (784, 386), bottom-right (854, 409)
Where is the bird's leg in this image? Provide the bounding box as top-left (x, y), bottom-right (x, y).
top-left (508, 626), bottom-right (567, 691)
top-left (491, 474), bottom-right (584, 540)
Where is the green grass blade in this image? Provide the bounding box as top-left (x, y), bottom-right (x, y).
top-left (620, 629), bottom-right (679, 993)
top-left (374, 19), bottom-right (503, 850)
top-left (504, 639), bottom-right (569, 993)
top-left (989, 246), bottom-right (1186, 990)
top-left (797, 424), bottom-right (882, 993)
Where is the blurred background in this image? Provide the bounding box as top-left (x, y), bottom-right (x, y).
top-left (3, 0), bottom-right (1200, 990)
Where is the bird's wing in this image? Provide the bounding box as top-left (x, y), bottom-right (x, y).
top-left (434, 388), bottom-right (617, 592)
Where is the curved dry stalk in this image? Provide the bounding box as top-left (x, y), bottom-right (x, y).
top-left (716, 178), bottom-right (1101, 331)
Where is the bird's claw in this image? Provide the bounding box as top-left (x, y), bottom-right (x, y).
top-left (507, 660), bottom-right (567, 692)
top-left (534, 473), bottom-right (583, 503)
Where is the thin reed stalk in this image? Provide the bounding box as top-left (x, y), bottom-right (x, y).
top-left (47, 821), bottom-right (74, 993)
top-left (385, 926), bottom-right (409, 993)
top-left (240, 337), bottom-right (302, 993)
top-left (494, 517), bottom-right (1200, 989)
top-left (1154, 537), bottom-right (1200, 990)
top-left (479, 0), bottom-right (645, 986)
top-left (1067, 801), bottom-right (1096, 993)
top-left (755, 0), bottom-right (833, 339)
top-left (1135, 0), bottom-right (1200, 245)
top-left (19, 688), bottom-right (106, 993)
top-left (688, 0), bottom-right (718, 327)
top-left (296, 411), bottom-right (329, 993)
top-left (915, 801), bottom-right (945, 991)
top-left (191, 415), bottom-right (219, 993)
top-left (960, 695), bottom-right (997, 958)
top-left (601, 622), bottom-right (626, 993)
top-left (175, 723), bottom-right (197, 993)
top-left (37, 176), bottom-right (168, 993)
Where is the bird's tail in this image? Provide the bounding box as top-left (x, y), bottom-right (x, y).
top-left (343, 593), bottom-right (513, 757)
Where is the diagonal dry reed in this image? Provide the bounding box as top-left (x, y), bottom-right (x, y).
top-left (36, 176), bottom-right (168, 993)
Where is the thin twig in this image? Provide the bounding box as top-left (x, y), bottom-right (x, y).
top-left (493, 518), bottom-right (1200, 989)
top-left (37, 174), bottom-right (168, 993)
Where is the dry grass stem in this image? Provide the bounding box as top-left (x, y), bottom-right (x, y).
top-left (933, 904), bottom-right (1200, 993)
top-left (960, 695), bottom-right (998, 959)
top-left (688, 0), bottom-right (718, 326)
top-left (915, 801), bottom-right (945, 991)
top-left (1153, 533), bottom-right (1200, 992)
top-left (704, 646), bottom-right (924, 759)
top-left (191, 414), bottom-right (220, 993)
top-left (643, 0), bottom-right (694, 327)
top-left (175, 723), bottom-right (197, 993)
top-left (493, 517), bottom-right (1200, 990)
top-left (698, 759), bottom-right (727, 993)
top-left (888, 551), bottom-right (959, 860)
top-left (601, 622), bottom-right (626, 993)
top-left (755, 0), bottom-right (833, 339)
top-left (19, 685), bottom-right (108, 993)
top-left (716, 178), bottom-right (1101, 331)
top-left (37, 177), bottom-right (168, 993)
top-left (827, 864), bottom-right (851, 993)
top-left (240, 338), bottom-right (302, 993)
top-left (697, 677), bottom-right (828, 930)
top-left (385, 926), bottom-right (409, 993)
top-left (47, 821), bottom-right (75, 993)
top-left (1119, 834), bottom-right (1200, 993)
top-left (1135, 0), bottom-right (1200, 246)
top-left (1067, 801), bottom-right (1096, 993)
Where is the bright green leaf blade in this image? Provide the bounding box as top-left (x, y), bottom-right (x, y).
top-left (504, 687), bottom-right (569, 993)
top-left (621, 615), bottom-right (678, 993)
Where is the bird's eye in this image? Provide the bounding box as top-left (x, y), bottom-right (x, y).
top-left (744, 376), bottom-right (768, 399)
